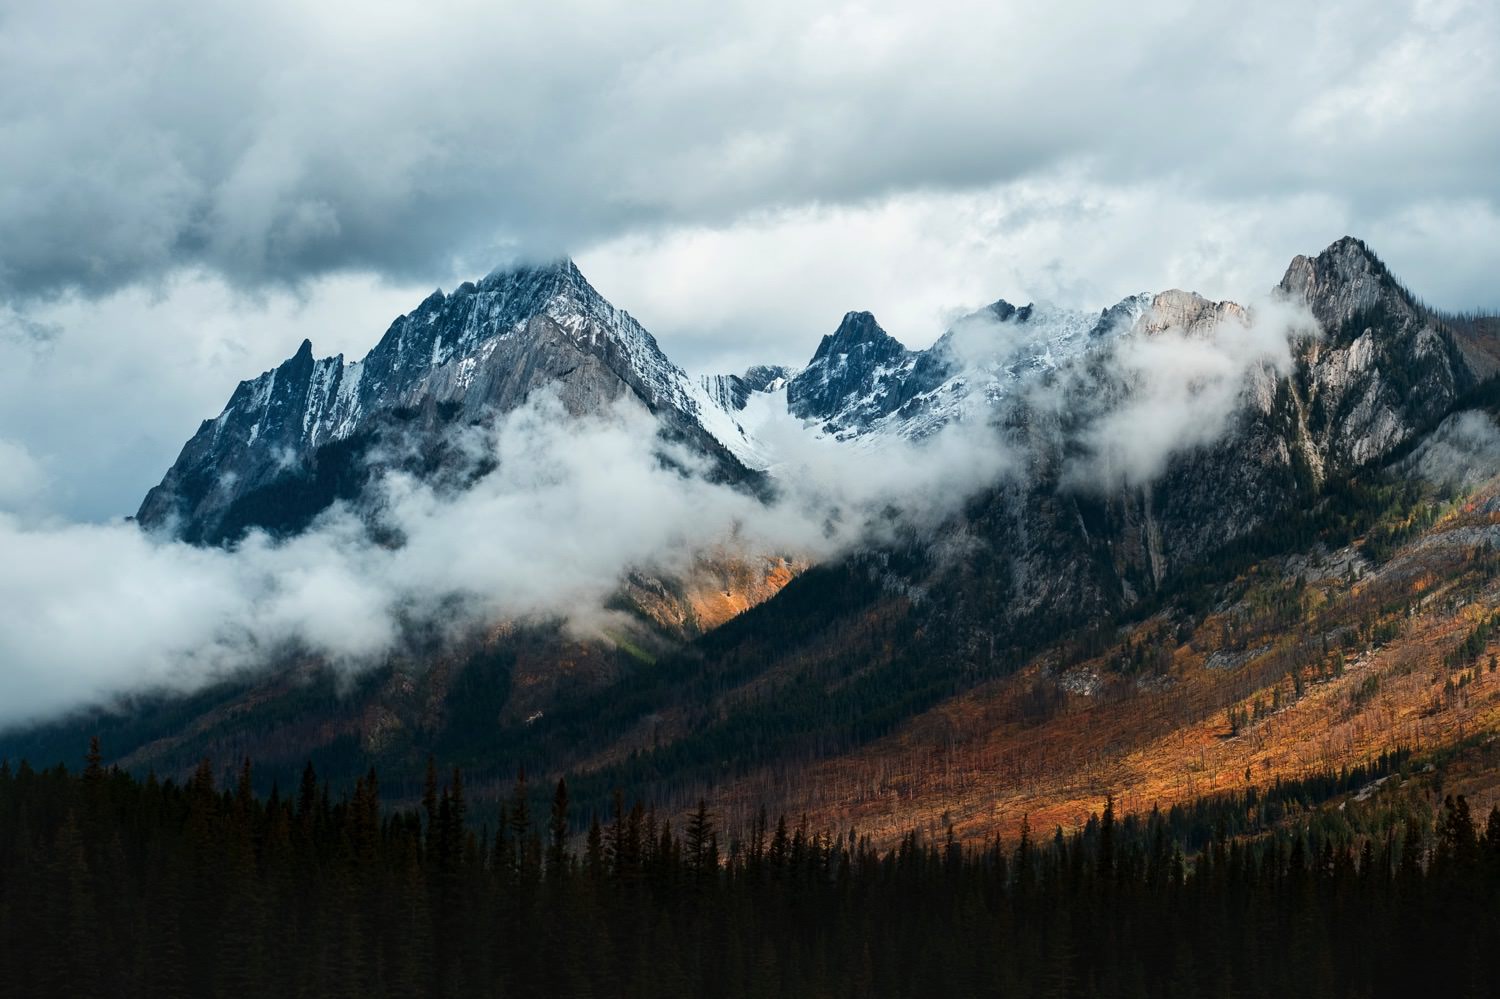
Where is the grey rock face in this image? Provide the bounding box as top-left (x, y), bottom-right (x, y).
top-left (914, 237), bottom-right (1496, 656)
top-left (1279, 235), bottom-right (1408, 342)
top-left (700, 365), bottom-right (796, 412)
top-left (785, 311), bottom-right (918, 436)
top-left (1279, 236), bottom-right (1477, 476)
top-left (138, 260), bottom-right (759, 543)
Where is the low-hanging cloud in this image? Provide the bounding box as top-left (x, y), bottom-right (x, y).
top-left (0, 437), bottom-right (47, 513)
top-left (0, 390), bottom-right (1013, 730)
top-left (1405, 410), bottom-right (1500, 493)
top-left (1058, 294), bottom-right (1318, 490)
top-left (0, 284), bottom-right (1362, 732)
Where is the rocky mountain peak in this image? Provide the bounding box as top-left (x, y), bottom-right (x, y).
top-left (1270, 237), bottom-right (1486, 475)
top-left (137, 257), bottom-right (762, 543)
top-left (1140, 290), bottom-right (1248, 337)
top-left (1279, 236), bottom-right (1417, 341)
top-left (787, 312), bottom-right (916, 431)
top-left (981, 299), bottom-right (1033, 324)
top-left (741, 364), bottom-right (796, 391)
top-left (810, 311), bottom-right (906, 364)
top-left (474, 256), bottom-right (591, 305)
top-left (700, 365), bottom-right (797, 412)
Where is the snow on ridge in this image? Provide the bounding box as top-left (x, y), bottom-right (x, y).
top-left (186, 262), bottom-right (1161, 500)
top-left (756, 293), bottom-right (1156, 452)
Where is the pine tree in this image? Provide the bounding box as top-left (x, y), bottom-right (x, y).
top-left (83, 736), bottom-right (103, 784)
top-left (686, 800), bottom-right (715, 881)
top-left (1099, 795), bottom-right (1116, 884)
top-left (547, 778), bottom-right (570, 881)
top-left (449, 768), bottom-right (467, 831)
top-left (606, 789), bottom-right (627, 880)
top-left (421, 755), bottom-right (439, 840)
top-left (508, 767), bottom-right (531, 880)
top-left (584, 815), bottom-right (605, 883)
top-left (297, 761), bottom-right (319, 838)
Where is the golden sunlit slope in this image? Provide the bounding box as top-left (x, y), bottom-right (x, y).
top-left (615, 550), bottom-right (805, 639)
top-left (695, 478), bottom-right (1500, 848)
top-left (111, 547), bottom-right (804, 779)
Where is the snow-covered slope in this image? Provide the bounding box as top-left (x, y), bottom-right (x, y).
top-left (738, 294), bottom-right (1153, 446)
top-left (700, 365), bottom-right (796, 413)
top-left (138, 260), bottom-right (767, 542)
top-left (145, 238), bottom-right (1467, 551)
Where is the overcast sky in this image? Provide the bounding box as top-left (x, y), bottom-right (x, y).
top-left (2, 0), bottom-right (1498, 520)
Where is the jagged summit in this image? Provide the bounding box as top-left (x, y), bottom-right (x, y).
top-left (700, 365), bottom-right (796, 413)
top-left (138, 236), bottom-right (1496, 546)
top-left (137, 258), bottom-right (763, 543)
top-left (1279, 236), bottom-right (1419, 340)
top-left (786, 311), bottom-right (918, 435)
top-left (809, 311), bottom-right (906, 362)
top-left (779, 292), bottom-right (1157, 441)
top-left (480, 255), bottom-right (579, 285)
top-left (979, 299), bottom-right (1032, 323)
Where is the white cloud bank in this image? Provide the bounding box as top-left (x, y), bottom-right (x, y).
top-left (1061, 295), bottom-right (1320, 490)
top-left (0, 438), bottom-right (47, 513)
top-left (0, 391), bottom-right (1014, 729)
top-left (0, 283), bottom-right (1328, 731)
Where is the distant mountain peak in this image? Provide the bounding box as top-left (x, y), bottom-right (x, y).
top-left (476, 256), bottom-right (580, 294)
top-left (1288, 236), bottom-right (1392, 287)
top-left (787, 312), bottom-right (915, 431)
top-left (1323, 234), bottom-right (1381, 263)
top-left (836, 309), bottom-right (881, 331)
top-left (1280, 236), bottom-right (1420, 341)
top-left (981, 299), bottom-right (1033, 324)
top-left (137, 256), bottom-right (763, 543)
top-left (811, 310), bottom-right (903, 361)
top-left (700, 365), bottom-right (797, 412)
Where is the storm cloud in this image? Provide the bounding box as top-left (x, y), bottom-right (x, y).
top-left (2, 0), bottom-right (1496, 302)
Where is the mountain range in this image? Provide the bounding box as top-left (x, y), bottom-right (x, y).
top-left (11, 236), bottom-right (1500, 843)
top-left (133, 254), bottom-right (1150, 543)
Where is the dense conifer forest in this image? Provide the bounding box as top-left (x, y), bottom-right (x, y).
top-left (1, 742), bottom-right (1496, 998)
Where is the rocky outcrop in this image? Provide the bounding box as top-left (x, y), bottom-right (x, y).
top-left (785, 311), bottom-right (918, 436)
top-left (907, 239), bottom-right (1496, 661)
top-left (1280, 237), bottom-right (1478, 476)
top-left (138, 260), bottom-right (763, 543)
top-left (1138, 289), bottom-right (1247, 335)
top-left (700, 365), bottom-right (796, 413)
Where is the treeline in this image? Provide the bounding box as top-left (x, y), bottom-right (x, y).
top-left (3, 745), bottom-right (1499, 998)
top-left (1137, 749), bottom-right (1411, 854)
